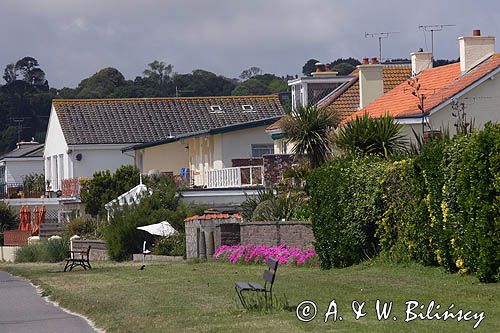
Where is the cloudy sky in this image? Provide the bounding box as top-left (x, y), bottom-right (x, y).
top-left (1, 0), bottom-right (499, 88)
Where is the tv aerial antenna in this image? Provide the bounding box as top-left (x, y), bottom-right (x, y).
top-left (364, 31), bottom-right (400, 62)
top-left (418, 24), bottom-right (456, 60)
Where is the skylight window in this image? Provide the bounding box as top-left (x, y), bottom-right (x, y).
top-left (241, 104), bottom-right (254, 112)
top-left (209, 105), bottom-right (223, 113)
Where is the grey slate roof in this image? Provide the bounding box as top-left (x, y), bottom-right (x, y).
top-left (53, 96), bottom-right (285, 145)
top-left (0, 143), bottom-right (44, 160)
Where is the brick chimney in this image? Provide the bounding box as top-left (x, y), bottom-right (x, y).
top-left (311, 62), bottom-right (338, 77)
top-left (358, 57), bottom-right (384, 108)
top-left (411, 49), bottom-right (433, 76)
top-left (458, 29), bottom-right (495, 73)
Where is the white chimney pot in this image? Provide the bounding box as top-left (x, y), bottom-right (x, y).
top-left (411, 51), bottom-right (433, 76)
top-left (458, 31), bottom-right (495, 73)
top-left (358, 63), bottom-right (384, 108)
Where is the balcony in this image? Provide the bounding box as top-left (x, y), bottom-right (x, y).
top-left (206, 166), bottom-right (263, 188)
top-left (0, 183), bottom-right (45, 199)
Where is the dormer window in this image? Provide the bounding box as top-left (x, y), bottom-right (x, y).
top-left (209, 105), bottom-right (223, 113)
top-left (241, 104), bottom-right (254, 112)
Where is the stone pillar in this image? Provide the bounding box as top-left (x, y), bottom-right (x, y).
top-left (206, 232), bottom-right (215, 257)
top-left (198, 230), bottom-right (207, 259)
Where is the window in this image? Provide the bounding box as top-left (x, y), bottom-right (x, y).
top-left (0, 164), bottom-right (5, 185)
top-left (251, 144), bottom-right (274, 158)
top-left (209, 105), bottom-right (223, 113)
top-left (241, 104), bottom-right (254, 112)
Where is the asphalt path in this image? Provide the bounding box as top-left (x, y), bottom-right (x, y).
top-left (0, 271), bottom-right (98, 333)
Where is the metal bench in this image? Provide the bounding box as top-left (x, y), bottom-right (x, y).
top-left (64, 246), bottom-right (92, 272)
top-left (235, 257), bottom-right (278, 308)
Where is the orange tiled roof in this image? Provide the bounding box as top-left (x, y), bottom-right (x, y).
top-left (184, 213), bottom-right (241, 222)
top-left (346, 54), bottom-right (500, 122)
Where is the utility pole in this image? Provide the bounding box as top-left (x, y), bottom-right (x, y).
top-left (418, 24), bottom-right (456, 61)
top-left (11, 118), bottom-right (25, 143)
top-left (364, 32), bottom-right (400, 62)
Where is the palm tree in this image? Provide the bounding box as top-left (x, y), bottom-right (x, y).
top-left (335, 113), bottom-right (407, 157)
top-left (281, 105), bottom-right (339, 169)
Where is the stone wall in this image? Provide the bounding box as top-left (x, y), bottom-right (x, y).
top-left (262, 154), bottom-right (296, 186)
top-left (217, 221), bottom-right (314, 249)
top-left (71, 239), bottom-right (109, 260)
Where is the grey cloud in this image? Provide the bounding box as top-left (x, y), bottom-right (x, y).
top-left (1, 0), bottom-right (498, 88)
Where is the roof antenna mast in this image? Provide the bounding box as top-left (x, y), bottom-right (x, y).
top-left (364, 31), bottom-right (400, 62)
top-left (418, 24), bottom-right (456, 61)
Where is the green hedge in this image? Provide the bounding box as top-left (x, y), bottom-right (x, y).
top-left (309, 123), bottom-right (500, 282)
top-left (309, 156), bottom-right (387, 269)
top-left (15, 238), bottom-right (70, 263)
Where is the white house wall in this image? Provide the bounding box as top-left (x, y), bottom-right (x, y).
top-left (4, 159), bottom-right (44, 183)
top-left (72, 147), bottom-right (134, 179)
top-left (43, 106), bottom-right (69, 190)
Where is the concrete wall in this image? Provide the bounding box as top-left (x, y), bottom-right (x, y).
top-left (0, 246), bottom-right (20, 262)
top-left (140, 141), bottom-right (189, 175)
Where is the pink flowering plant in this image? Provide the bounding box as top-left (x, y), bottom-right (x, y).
top-left (214, 244), bottom-right (317, 266)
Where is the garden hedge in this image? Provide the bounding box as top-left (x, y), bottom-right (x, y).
top-left (309, 123), bottom-right (499, 282)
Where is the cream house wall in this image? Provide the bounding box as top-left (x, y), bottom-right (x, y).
top-left (187, 125), bottom-right (274, 186)
top-left (140, 141), bottom-right (189, 175)
top-left (427, 75), bottom-right (499, 135)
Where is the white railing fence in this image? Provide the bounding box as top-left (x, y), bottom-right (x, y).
top-left (206, 166), bottom-right (263, 188)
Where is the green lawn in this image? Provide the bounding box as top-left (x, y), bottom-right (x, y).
top-left (1, 260), bottom-right (498, 332)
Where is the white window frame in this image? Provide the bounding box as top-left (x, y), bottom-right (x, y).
top-left (251, 144), bottom-right (274, 158)
top-left (241, 104), bottom-right (254, 112)
top-left (209, 105), bottom-right (223, 113)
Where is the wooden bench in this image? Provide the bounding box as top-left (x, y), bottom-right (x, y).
top-left (64, 246), bottom-right (92, 272)
top-left (235, 257), bottom-right (278, 308)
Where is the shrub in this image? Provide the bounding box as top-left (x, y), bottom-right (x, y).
top-left (0, 202), bottom-right (19, 232)
top-left (335, 113), bottom-right (407, 157)
top-left (67, 216), bottom-right (99, 238)
top-left (103, 176), bottom-right (192, 261)
top-left (309, 156), bottom-right (387, 269)
top-left (152, 233), bottom-right (185, 256)
top-left (15, 238), bottom-right (69, 263)
top-left (443, 124), bottom-right (500, 282)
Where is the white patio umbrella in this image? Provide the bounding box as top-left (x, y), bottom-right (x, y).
top-left (137, 221), bottom-right (177, 237)
top-left (136, 221), bottom-right (177, 269)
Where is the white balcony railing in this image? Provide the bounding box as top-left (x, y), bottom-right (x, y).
top-left (206, 166), bottom-right (264, 188)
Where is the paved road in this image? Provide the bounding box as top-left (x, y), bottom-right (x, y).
top-left (0, 271), bottom-right (98, 333)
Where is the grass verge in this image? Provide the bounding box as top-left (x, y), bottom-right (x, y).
top-left (1, 260), bottom-right (498, 332)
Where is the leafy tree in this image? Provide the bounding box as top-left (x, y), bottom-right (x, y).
top-left (79, 165), bottom-right (140, 217)
top-left (302, 59), bottom-right (319, 76)
top-left (3, 64), bottom-right (16, 84)
top-left (231, 78), bottom-right (269, 96)
top-left (143, 60), bottom-right (173, 85)
top-left (335, 113), bottom-right (407, 157)
top-left (239, 66), bottom-right (263, 80)
top-left (15, 57), bottom-right (47, 86)
top-left (332, 63), bottom-right (356, 75)
top-left (330, 57), bottom-right (361, 68)
top-left (282, 105), bottom-right (339, 168)
top-left (75, 67), bottom-right (127, 98)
